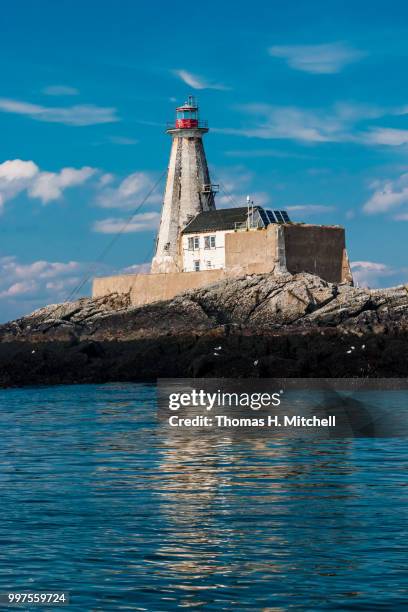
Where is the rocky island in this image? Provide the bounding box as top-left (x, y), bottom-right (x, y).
top-left (0, 272), bottom-right (407, 387)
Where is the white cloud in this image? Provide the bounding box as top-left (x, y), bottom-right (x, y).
top-left (219, 102), bottom-right (408, 146)
top-left (351, 261), bottom-right (389, 271)
top-left (0, 256), bottom-right (89, 321)
top-left (268, 42), bottom-right (365, 74)
top-left (108, 136), bottom-right (139, 145)
top-left (394, 212), bottom-right (408, 221)
top-left (363, 127), bottom-right (408, 146)
top-left (0, 159), bottom-right (38, 181)
top-left (99, 173), bottom-right (115, 187)
top-left (217, 191), bottom-right (270, 208)
top-left (363, 173), bottom-right (408, 214)
top-left (0, 159), bottom-right (40, 211)
top-left (224, 148), bottom-right (311, 159)
top-left (213, 166), bottom-right (270, 209)
top-left (0, 280), bottom-right (38, 298)
top-left (96, 171), bottom-right (162, 209)
top-left (0, 98), bottom-right (118, 126)
top-left (218, 104), bottom-right (352, 142)
top-left (29, 167), bottom-right (96, 203)
top-left (0, 162), bottom-right (161, 215)
top-left (122, 262), bottom-right (151, 274)
top-left (1, 258), bottom-right (81, 282)
top-left (92, 212), bottom-right (160, 234)
top-left (0, 159), bottom-right (96, 210)
top-left (173, 69), bottom-right (230, 91)
top-left (286, 204), bottom-right (335, 215)
top-left (350, 261), bottom-right (395, 288)
top-left (42, 85), bottom-right (79, 96)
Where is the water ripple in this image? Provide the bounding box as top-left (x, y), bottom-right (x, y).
top-left (0, 384), bottom-right (406, 610)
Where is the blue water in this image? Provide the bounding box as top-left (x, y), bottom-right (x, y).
top-left (0, 384), bottom-right (406, 611)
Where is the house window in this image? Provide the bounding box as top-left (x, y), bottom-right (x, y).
top-left (206, 261), bottom-right (212, 269)
top-left (194, 260), bottom-right (200, 272)
top-left (204, 235), bottom-right (216, 249)
top-left (188, 236), bottom-right (200, 250)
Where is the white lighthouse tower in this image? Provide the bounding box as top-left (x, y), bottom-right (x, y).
top-left (151, 96), bottom-right (217, 274)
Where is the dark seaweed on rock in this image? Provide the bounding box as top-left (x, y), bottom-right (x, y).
top-left (1, 273), bottom-right (408, 386)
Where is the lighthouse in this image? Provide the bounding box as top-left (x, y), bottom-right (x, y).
top-left (93, 96), bottom-right (353, 303)
top-left (151, 96), bottom-right (217, 274)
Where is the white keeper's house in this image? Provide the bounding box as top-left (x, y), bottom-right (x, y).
top-left (181, 206), bottom-right (291, 272)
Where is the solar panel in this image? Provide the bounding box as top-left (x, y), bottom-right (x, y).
top-left (266, 210), bottom-right (277, 223)
top-left (257, 208), bottom-right (270, 227)
top-left (274, 210), bottom-right (285, 223)
top-left (280, 210), bottom-right (291, 223)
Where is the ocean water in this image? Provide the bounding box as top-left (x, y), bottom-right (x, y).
top-left (0, 384), bottom-right (406, 611)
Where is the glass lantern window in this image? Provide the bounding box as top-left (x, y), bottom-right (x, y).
top-left (177, 110), bottom-right (197, 119)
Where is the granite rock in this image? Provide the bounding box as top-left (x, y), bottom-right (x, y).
top-left (0, 273), bottom-right (407, 386)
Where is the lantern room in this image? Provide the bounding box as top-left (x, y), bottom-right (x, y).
top-left (175, 95), bottom-right (199, 128)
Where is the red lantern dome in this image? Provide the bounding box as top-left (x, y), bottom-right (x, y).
top-left (175, 95), bottom-right (199, 128)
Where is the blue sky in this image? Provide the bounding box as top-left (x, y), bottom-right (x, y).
top-left (1, 0), bottom-right (408, 321)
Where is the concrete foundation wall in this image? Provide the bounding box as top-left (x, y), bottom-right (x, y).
top-left (282, 225), bottom-right (346, 283)
top-left (225, 225), bottom-right (278, 272)
top-left (92, 263), bottom-right (278, 307)
top-left (93, 269), bottom-right (225, 307)
top-left (92, 224), bottom-right (351, 306)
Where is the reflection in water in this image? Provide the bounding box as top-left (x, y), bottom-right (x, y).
top-left (156, 430), bottom-right (359, 608)
top-left (0, 384), bottom-right (406, 610)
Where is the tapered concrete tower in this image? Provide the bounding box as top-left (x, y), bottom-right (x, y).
top-left (151, 96), bottom-right (217, 273)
